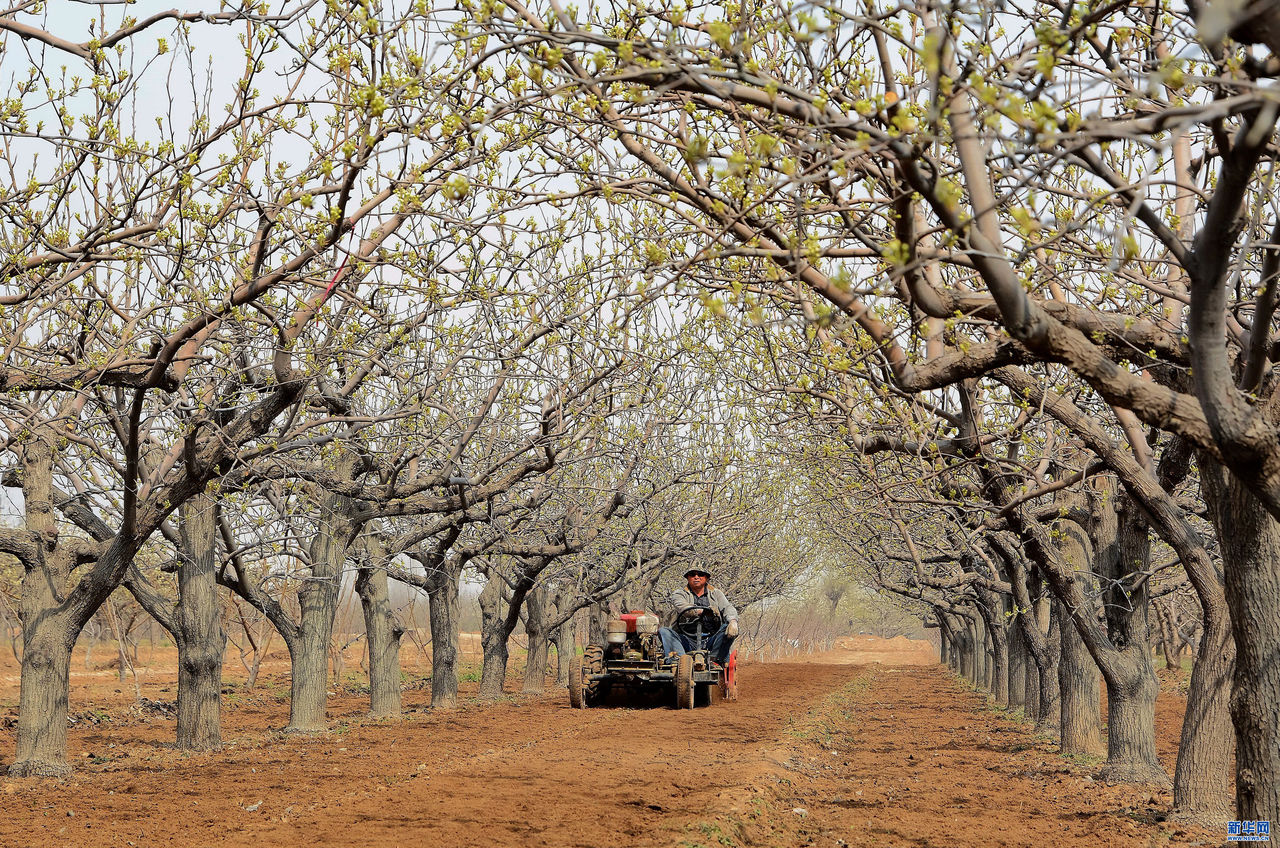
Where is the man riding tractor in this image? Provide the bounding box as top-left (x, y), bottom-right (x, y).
top-left (658, 566), bottom-right (739, 671)
top-left (568, 565), bottom-right (739, 709)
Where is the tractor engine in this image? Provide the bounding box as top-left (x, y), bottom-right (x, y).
top-left (604, 611), bottom-right (661, 662)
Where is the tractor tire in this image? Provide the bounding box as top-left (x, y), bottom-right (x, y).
top-left (583, 645), bottom-right (606, 706)
top-left (569, 655), bottom-right (586, 708)
top-left (675, 654), bottom-right (695, 709)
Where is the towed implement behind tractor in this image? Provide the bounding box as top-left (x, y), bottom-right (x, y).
top-left (568, 610), bottom-right (738, 709)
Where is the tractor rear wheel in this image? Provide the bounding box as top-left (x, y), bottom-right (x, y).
top-left (569, 655), bottom-right (586, 708)
top-left (583, 645), bottom-right (606, 706)
top-left (675, 654), bottom-right (695, 709)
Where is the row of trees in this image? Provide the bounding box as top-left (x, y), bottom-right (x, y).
top-left (3, 0), bottom-right (1279, 828)
top-left (474, 0), bottom-right (1280, 825)
top-left (0, 2), bottom-right (807, 776)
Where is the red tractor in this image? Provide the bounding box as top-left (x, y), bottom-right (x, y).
top-left (568, 610), bottom-right (738, 709)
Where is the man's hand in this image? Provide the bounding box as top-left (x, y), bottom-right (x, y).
top-left (726, 620), bottom-right (739, 638)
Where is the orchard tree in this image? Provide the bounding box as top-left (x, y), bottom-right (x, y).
top-left (0, 0), bottom-right (548, 769)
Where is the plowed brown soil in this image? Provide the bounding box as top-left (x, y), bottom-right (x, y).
top-left (0, 638), bottom-right (1218, 847)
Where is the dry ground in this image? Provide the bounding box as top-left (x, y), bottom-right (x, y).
top-left (0, 636), bottom-right (1219, 847)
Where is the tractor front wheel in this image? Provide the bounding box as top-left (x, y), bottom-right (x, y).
top-left (675, 654), bottom-right (695, 709)
top-left (569, 655), bottom-right (586, 708)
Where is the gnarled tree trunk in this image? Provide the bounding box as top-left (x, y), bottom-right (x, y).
top-left (288, 463), bottom-right (359, 732)
top-left (1095, 494), bottom-right (1167, 785)
top-left (477, 575), bottom-right (511, 699)
top-left (995, 542), bottom-right (1055, 729)
top-left (549, 589), bottom-right (575, 687)
top-left (1056, 519), bottom-right (1104, 757)
top-left (355, 560), bottom-right (402, 718)
top-left (10, 624), bottom-right (72, 777)
top-left (9, 439), bottom-right (74, 777)
top-left (521, 586), bottom-right (550, 694)
top-left (974, 586), bottom-right (1009, 706)
top-left (1201, 460), bottom-right (1280, 822)
top-left (1057, 597), bottom-right (1104, 758)
top-left (176, 492), bottom-right (224, 751)
top-left (424, 556), bottom-right (462, 708)
top-left (1008, 612), bottom-right (1026, 712)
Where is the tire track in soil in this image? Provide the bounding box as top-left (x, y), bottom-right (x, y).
top-left (0, 661), bottom-right (1219, 848)
top-left (743, 666), bottom-right (1218, 848)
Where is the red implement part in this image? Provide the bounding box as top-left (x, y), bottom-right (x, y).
top-left (618, 611), bottom-right (653, 633)
top-left (725, 650), bottom-right (739, 701)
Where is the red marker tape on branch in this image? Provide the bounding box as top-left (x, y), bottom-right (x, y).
top-left (322, 254), bottom-right (349, 302)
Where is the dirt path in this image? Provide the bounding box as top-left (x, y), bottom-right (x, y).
top-left (0, 656), bottom-right (1216, 847)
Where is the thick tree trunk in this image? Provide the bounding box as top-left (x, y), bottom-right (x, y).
top-left (1103, 656), bottom-right (1165, 781)
top-left (548, 591), bottom-right (574, 687)
top-left (955, 619), bottom-right (972, 682)
top-left (1000, 548), bottom-right (1054, 729)
top-left (586, 601), bottom-right (608, 647)
top-left (1096, 497), bottom-right (1167, 785)
top-left (521, 587), bottom-right (550, 694)
top-left (1171, 604), bottom-right (1235, 823)
top-left (1040, 608), bottom-right (1061, 730)
top-left (1155, 469), bottom-right (1235, 827)
top-left (1053, 521), bottom-right (1104, 757)
top-left (975, 588), bottom-right (1009, 706)
top-left (972, 617), bottom-right (983, 691)
top-left (477, 576), bottom-right (510, 699)
top-left (424, 559), bottom-right (462, 708)
top-left (1201, 460), bottom-right (1280, 822)
top-left (355, 564), bottom-right (402, 718)
top-left (1054, 520), bottom-right (1103, 755)
top-left (287, 625), bottom-right (330, 731)
top-left (968, 621), bottom-right (980, 684)
top-left (10, 439), bottom-right (73, 777)
top-left (9, 626), bottom-right (72, 777)
top-left (288, 474), bottom-right (358, 732)
top-left (1024, 653), bottom-right (1041, 723)
top-left (1008, 618), bottom-right (1026, 712)
top-left (1057, 598), bottom-right (1104, 758)
top-left (175, 493), bottom-right (224, 751)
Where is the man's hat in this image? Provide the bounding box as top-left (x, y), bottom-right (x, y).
top-left (683, 567), bottom-right (711, 578)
